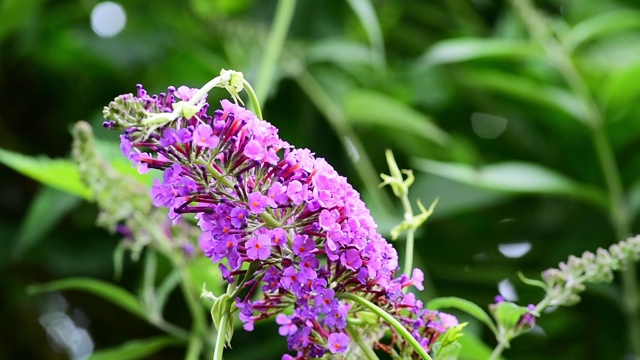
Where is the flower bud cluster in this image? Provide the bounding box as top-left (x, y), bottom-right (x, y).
top-left (542, 235), bottom-right (640, 307)
top-left (103, 84), bottom-right (457, 358)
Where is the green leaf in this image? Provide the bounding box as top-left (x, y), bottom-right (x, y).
top-left (427, 297), bottom-right (498, 338)
top-left (344, 89), bottom-right (449, 145)
top-left (0, 148), bottom-right (92, 199)
top-left (27, 278), bottom-right (145, 319)
top-left (458, 69), bottom-right (586, 121)
top-left (12, 186), bottom-right (81, 258)
top-left (413, 159), bottom-right (608, 209)
top-left (563, 10), bottom-right (640, 53)
top-left (415, 38), bottom-right (540, 68)
top-left (457, 332), bottom-right (502, 360)
top-left (89, 336), bottom-right (184, 360)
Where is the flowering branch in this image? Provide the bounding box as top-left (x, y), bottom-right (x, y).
top-left (101, 70), bottom-right (459, 359)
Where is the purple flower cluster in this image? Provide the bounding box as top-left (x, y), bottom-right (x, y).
top-left (103, 84), bottom-right (457, 358)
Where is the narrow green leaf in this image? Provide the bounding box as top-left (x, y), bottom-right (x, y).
top-left (415, 38), bottom-right (540, 68)
top-left (427, 297), bottom-right (498, 338)
top-left (345, 0), bottom-right (385, 67)
top-left (89, 336), bottom-right (184, 360)
top-left (458, 69), bottom-right (586, 121)
top-left (0, 148), bottom-right (91, 199)
top-left (27, 278), bottom-right (145, 319)
top-left (12, 186), bottom-right (81, 258)
top-left (563, 10), bottom-right (640, 53)
top-left (344, 89), bottom-right (449, 145)
top-left (413, 159), bottom-right (609, 209)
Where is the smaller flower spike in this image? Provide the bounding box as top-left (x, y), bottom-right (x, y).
top-left (104, 80), bottom-right (457, 358)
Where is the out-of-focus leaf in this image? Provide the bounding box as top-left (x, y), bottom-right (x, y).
top-left (28, 278), bottom-right (145, 319)
top-left (457, 332), bottom-right (502, 360)
top-left (458, 69), bottom-right (586, 121)
top-left (345, 0), bottom-right (385, 67)
top-left (89, 336), bottom-right (184, 360)
top-left (415, 38), bottom-right (540, 69)
top-left (409, 174), bottom-right (510, 220)
top-left (344, 89), bottom-right (449, 145)
top-left (306, 38), bottom-right (373, 67)
top-left (0, 148), bottom-right (91, 199)
top-left (94, 139), bottom-right (159, 187)
top-left (188, 257), bottom-right (224, 298)
top-left (12, 187), bottom-right (81, 258)
top-left (0, 0), bottom-right (43, 42)
top-left (563, 10), bottom-right (640, 53)
top-left (627, 179), bottom-right (640, 219)
top-left (413, 159), bottom-right (608, 209)
top-left (600, 62), bottom-right (640, 114)
top-left (427, 297), bottom-right (498, 337)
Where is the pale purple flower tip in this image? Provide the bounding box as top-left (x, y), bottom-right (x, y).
top-left (327, 332), bottom-right (349, 354)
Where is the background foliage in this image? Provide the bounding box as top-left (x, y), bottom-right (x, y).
top-left (2, 0), bottom-right (640, 359)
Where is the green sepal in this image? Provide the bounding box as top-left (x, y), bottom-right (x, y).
top-left (491, 302), bottom-right (529, 332)
top-left (210, 293), bottom-right (234, 347)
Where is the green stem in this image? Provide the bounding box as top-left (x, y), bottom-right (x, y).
top-left (511, 0), bottom-right (639, 355)
top-left (339, 293), bottom-right (433, 360)
top-left (242, 79), bottom-right (263, 120)
top-left (488, 341), bottom-right (507, 360)
top-left (213, 285), bottom-right (235, 360)
top-left (178, 262), bottom-right (208, 360)
top-left (400, 193), bottom-right (415, 278)
top-left (347, 324), bottom-right (380, 360)
top-left (212, 309), bottom-right (229, 360)
top-left (185, 336), bottom-right (203, 360)
top-left (253, 0), bottom-right (297, 107)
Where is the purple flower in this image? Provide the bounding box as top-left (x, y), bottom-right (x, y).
top-left (292, 235), bottom-right (314, 256)
top-left (244, 139), bottom-right (266, 161)
top-left (247, 192), bottom-right (268, 214)
top-left (193, 123), bottom-right (219, 149)
top-left (267, 181), bottom-right (288, 207)
top-left (229, 207), bottom-right (248, 229)
top-left (440, 312), bottom-right (459, 329)
top-left (270, 228), bottom-right (287, 247)
top-left (340, 249), bottom-right (362, 271)
top-left (246, 234), bottom-right (271, 260)
top-left (276, 314), bottom-right (297, 336)
top-left (327, 332), bottom-right (349, 354)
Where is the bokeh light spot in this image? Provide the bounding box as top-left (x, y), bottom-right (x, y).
top-left (471, 112), bottom-right (508, 139)
top-left (90, 2), bottom-right (126, 38)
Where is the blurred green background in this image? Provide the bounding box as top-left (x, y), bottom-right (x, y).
top-left (2, 0), bottom-right (640, 359)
